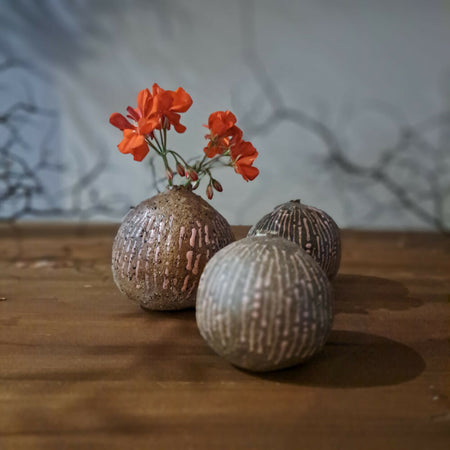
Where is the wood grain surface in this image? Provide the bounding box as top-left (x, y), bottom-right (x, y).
top-left (0, 224), bottom-right (449, 450)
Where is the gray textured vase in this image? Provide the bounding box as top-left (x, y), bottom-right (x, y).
top-left (196, 235), bottom-right (334, 372)
top-left (112, 186), bottom-right (234, 311)
top-left (248, 200), bottom-right (341, 279)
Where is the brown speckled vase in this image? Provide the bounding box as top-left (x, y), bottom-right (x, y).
top-left (196, 235), bottom-right (334, 372)
top-left (248, 200), bottom-right (341, 279)
top-left (112, 186), bottom-right (234, 311)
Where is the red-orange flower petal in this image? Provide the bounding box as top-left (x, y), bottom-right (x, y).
top-left (136, 88), bottom-right (153, 117)
top-left (171, 87), bottom-right (193, 112)
top-left (126, 106), bottom-right (140, 122)
top-left (138, 117), bottom-right (157, 135)
top-left (231, 140), bottom-right (259, 182)
top-left (109, 112), bottom-right (135, 131)
top-left (231, 139), bottom-right (256, 158)
top-left (236, 164), bottom-right (259, 181)
top-left (164, 111), bottom-right (187, 133)
top-left (208, 111), bottom-right (237, 137)
top-left (203, 142), bottom-right (223, 158)
top-left (117, 129), bottom-right (149, 161)
top-left (151, 90), bottom-right (173, 115)
top-left (151, 83), bottom-right (164, 97)
top-left (148, 83), bottom-right (192, 132)
top-left (204, 111), bottom-right (244, 158)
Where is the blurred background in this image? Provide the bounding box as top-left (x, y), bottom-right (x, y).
top-left (0, 0), bottom-right (449, 230)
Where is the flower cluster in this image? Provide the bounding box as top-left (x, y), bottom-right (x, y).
top-left (110, 85), bottom-right (259, 199)
top-left (204, 111), bottom-right (258, 182)
top-left (109, 84), bottom-right (192, 162)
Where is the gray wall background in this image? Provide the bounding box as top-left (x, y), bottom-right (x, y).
top-left (1, 0), bottom-right (449, 229)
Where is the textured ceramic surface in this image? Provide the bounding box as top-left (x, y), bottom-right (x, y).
top-left (248, 200), bottom-right (341, 279)
top-left (112, 186), bottom-right (234, 310)
top-left (196, 235), bottom-right (334, 372)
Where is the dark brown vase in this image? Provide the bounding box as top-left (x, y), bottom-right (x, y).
top-left (248, 200), bottom-right (341, 279)
top-left (112, 186), bottom-right (234, 310)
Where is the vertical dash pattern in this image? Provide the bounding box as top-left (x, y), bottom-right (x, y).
top-left (112, 187), bottom-right (234, 310)
top-left (196, 235), bottom-right (333, 372)
top-left (248, 200), bottom-right (341, 279)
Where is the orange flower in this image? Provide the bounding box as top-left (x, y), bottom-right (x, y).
top-left (231, 140), bottom-right (259, 181)
top-left (110, 85), bottom-right (192, 161)
top-left (117, 129), bottom-right (149, 161)
top-left (109, 88), bottom-right (154, 161)
top-left (110, 88), bottom-right (259, 188)
top-left (147, 83), bottom-right (193, 133)
top-left (203, 111), bottom-right (243, 158)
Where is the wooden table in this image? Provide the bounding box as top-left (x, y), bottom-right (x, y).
top-left (0, 224), bottom-right (449, 449)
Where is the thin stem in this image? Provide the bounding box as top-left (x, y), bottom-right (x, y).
top-left (202, 154), bottom-right (228, 171)
top-left (197, 154), bottom-right (208, 170)
top-left (163, 126), bottom-right (167, 149)
top-left (168, 150), bottom-right (189, 166)
top-left (161, 152), bottom-right (173, 187)
top-left (148, 155), bottom-right (160, 193)
top-left (145, 138), bottom-right (162, 155)
top-left (197, 148), bottom-right (231, 173)
top-left (158, 129), bottom-right (166, 153)
top-left (154, 133), bottom-right (165, 154)
top-left (205, 168), bottom-right (214, 184)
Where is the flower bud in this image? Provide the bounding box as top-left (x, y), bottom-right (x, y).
top-left (191, 180), bottom-right (200, 190)
top-left (176, 163), bottom-right (185, 177)
top-left (206, 184), bottom-right (214, 200)
top-left (188, 167), bottom-right (198, 181)
top-left (166, 167), bottom-right (173, 181)
top-left (212, 179), bottom-right (223, 192)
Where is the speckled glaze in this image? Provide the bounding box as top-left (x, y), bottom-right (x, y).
top-left (196, 235), bottom-right (334, 372)
top-left (112, 186), bottom-right (234, 310)
top-left (248, 200), bottom-right (341, 279)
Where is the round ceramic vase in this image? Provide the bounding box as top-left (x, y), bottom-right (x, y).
top-left (248, 200), bottom-right (341, 279)
top-left (112, 186), bottom-right (234, 310)
top-left (196, 235), bottom-right (334, 372)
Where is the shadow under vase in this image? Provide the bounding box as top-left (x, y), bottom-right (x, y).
top-left (333, 274), bottom-right (423, 315)
top-left (254, 330), bottom-right (426, 388)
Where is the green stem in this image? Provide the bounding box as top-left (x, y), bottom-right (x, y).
top-left (146, 128), bottom-right (232, 190)
top-left (155, 137), bottom-right (164, 154)
top-left (201, 154), bottom-right (227, 171)
top-left (205, 168), bottom-right (214, 184)
top-left (158, 129), bottom-right (165, 152)
top-left (147, 132), bottom-right (172, 187)
top-left (161, 152), bottom-right (173, 187)
top-left (145, 138), bottom-right (162, 155)
top-left (197, 154), bottom-right (208, 171)
top-left (168, 150), bottom-right (189, 166)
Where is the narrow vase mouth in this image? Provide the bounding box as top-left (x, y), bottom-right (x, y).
top-left (273, 199), bottom-right (302, 211)
top-left (167, 184), bottom-right (193, 192)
